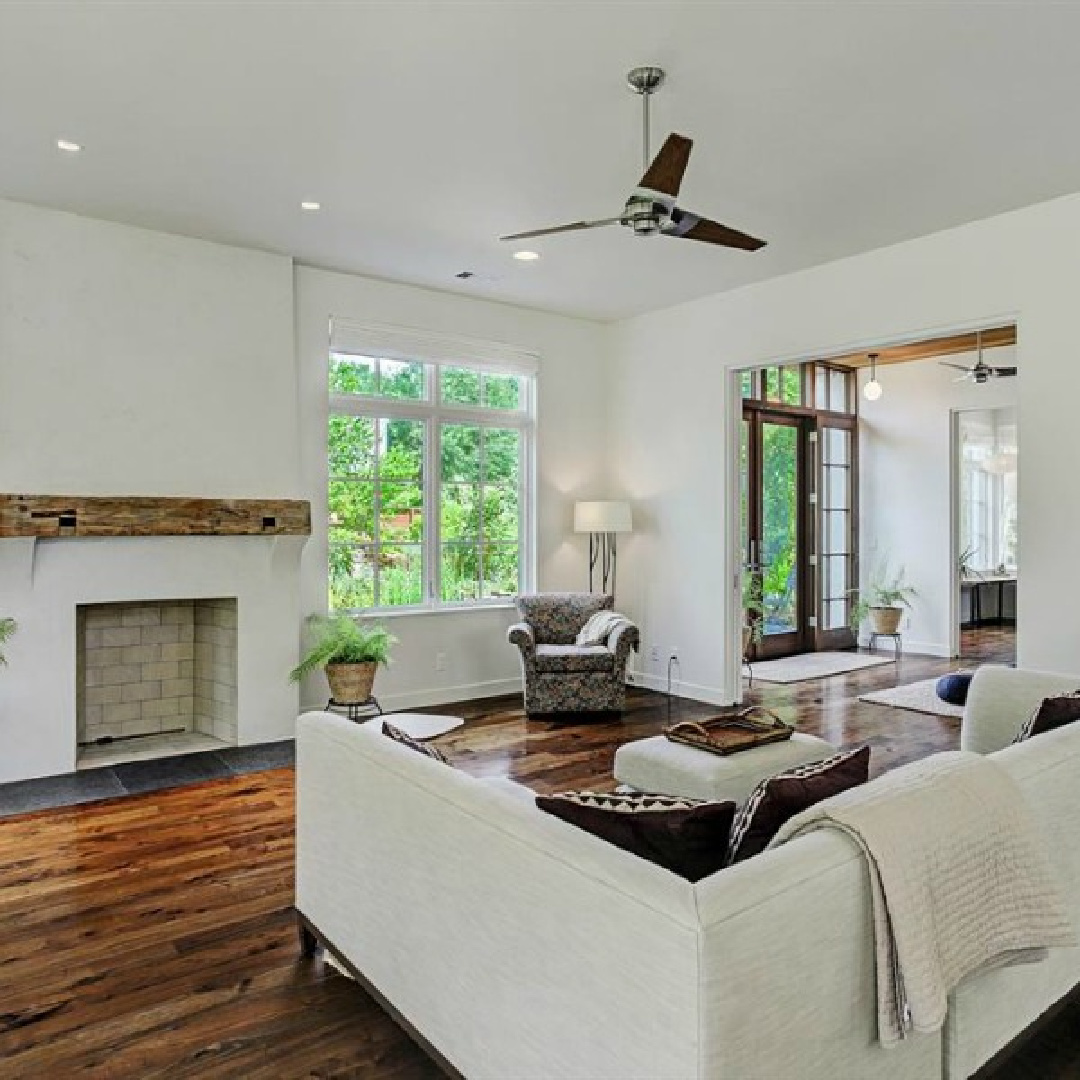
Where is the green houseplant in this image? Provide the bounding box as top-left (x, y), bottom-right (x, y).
top-left (742, 574), bottom-right (765, 657)
top-left (849, 564), bottom-right (916, 637)
top-left (0, 617), bottom-right (15, 667)
top-left (290, 615), bottom-right (396, 704)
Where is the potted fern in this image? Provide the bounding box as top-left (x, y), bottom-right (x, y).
top-left (0, 617), bottom-right (15, 667)
top-left (290, 615), bottom-right (396, 703)
top-left (849, 564), bottom-right (916, 637)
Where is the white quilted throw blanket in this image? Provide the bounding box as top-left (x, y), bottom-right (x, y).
top-left (769, 751), bottom-right (1075, 1046)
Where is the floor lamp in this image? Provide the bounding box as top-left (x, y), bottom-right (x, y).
top-left (573, 501), bottom-right (632, 597)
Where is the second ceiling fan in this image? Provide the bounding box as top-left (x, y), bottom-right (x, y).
top-left (501, 66), bottom-right (766, 253)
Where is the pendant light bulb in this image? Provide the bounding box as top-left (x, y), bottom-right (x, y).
top-left (864, 353), bottom-right (883, 401)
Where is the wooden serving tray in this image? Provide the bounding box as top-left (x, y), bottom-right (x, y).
top-left (665, 707), bottom-right (794, 757)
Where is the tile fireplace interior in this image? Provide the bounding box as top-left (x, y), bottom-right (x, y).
top-left (75, 598), bottom-right (238, 769)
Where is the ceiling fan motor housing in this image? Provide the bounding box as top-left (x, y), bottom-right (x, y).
top-left (622, 194), bottom-right (667, 235)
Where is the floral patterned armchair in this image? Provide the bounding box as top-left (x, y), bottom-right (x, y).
top-left (507, 593), bottom-right (640, 717)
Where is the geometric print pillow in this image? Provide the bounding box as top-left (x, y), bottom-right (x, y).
top-left (536, 790), bottom-right (736, 882)
top-left (726, 746), bottom-right (872, 866)
top-left (1013, 690), bottom-right (1080, 744)
top-left (382, 721), bottom-right (451, 765)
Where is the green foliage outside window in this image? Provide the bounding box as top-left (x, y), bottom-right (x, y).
top-left (328, 356), bottom-right (525, 611)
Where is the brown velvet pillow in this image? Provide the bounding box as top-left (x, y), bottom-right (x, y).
top-left (382, 721), bottom-right (450, 765)
top-left (1013, 691), bottom-right (1080, 743)
top-left (726, 746), bottom-right (871, 865)
top-left (536, 791), bottom-right (736, 882)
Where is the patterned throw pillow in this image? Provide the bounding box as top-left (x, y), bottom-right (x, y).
top-left (382, 721), bottom-right (450, 765)
top-left (1013, 691), bottom-right (1080, 744)
top-left (726, 746), bottom-right (872, 865)
top-left (536, 791), bottom-right (736, 882)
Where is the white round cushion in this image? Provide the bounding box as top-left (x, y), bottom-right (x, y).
top-left (613, 731), bottom-right (839, 806)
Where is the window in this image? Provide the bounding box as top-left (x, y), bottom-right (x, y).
top-left (328, 333), bottom-right (535, 613)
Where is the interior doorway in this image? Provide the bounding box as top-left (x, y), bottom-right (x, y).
top-left (739, 363), bottom-right (858, 661)
top-left (955, 407), bottom-right (1018, 664)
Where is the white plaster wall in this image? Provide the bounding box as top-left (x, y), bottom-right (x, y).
top-left (610, 190), bottom-right (1080, 700)
top-left (295, 266), bottom-right (610, 711)
top-left (0, 198), bottom-right (299, 497)
top-left (857, 349), bottom-right (1018, 657)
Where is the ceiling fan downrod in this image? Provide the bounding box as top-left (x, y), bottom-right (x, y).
top-left (627, 66), bottom-right (666, 172)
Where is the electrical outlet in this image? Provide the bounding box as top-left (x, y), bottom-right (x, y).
top-left (649, 645), bottom-right (660, 663)
top-left (435, 651), bottom-right (448, 673)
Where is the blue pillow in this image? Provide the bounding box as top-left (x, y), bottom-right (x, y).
top-left (936, 670), bottom-right (975, 706)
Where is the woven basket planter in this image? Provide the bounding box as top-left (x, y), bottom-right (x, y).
top-left (326, 661), bottom-right (377, 703)
top-left (868, 607), bottom-right (903, 635)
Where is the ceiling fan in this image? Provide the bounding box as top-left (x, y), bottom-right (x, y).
top-left (939, 331), bottom-right (1017, 384)
top-left (500, 66), bottom-right (766, 253)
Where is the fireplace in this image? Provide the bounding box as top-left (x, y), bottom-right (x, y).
top-left (76, 599), bottom-right (238, 759)
top-left (0, 494), bottom-right (310, 784)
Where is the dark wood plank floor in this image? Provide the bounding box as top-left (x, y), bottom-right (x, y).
top-left (3, 645), bottom-right (1073, 1079)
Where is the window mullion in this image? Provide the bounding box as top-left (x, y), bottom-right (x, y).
top-left (478, 426), bottom-right (485, 599)
top-left (372, 421), bottom-right (381, 609)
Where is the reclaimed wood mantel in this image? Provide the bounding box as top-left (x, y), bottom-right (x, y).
top-left (0, 494), bottom-right (311, 538)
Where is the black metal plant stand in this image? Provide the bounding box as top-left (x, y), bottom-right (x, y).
top-left (326, 696), bottom-right (383, 722)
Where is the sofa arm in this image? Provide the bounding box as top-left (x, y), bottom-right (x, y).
top-left (508, 621), bottom-right (536, 660)
top-left (961, 665), bottom-right (1080, 755)
top-left (608, 622), bottom-right (640, 669)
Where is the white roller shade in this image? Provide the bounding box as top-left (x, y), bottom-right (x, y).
top-left (330, 318), bottom-right (539, 376)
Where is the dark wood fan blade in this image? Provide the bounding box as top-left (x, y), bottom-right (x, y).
top-left (991, 366), bottom-right (1018, 377)
top-left (639, 134), bottom-right (693, 198)
top-left (500, 218), bottom-right (620, 241)
top-left (663, 208), bottom-right (766, 251)
top-left (939, 361), bottom-right (973, 373)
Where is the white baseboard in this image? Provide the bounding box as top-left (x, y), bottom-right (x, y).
top-left (626, 669), bottom-right (738, 707)
top-left (302, 677), bottom-right (521, 717)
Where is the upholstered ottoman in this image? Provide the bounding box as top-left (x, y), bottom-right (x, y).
top-left (613, 732), bottom-right (839, 805)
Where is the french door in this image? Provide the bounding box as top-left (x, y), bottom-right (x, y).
top-left (742, 406), bottom-right (857, 660)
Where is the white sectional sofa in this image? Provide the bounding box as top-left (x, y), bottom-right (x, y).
top-left (295, 665), bottom-right (1080, 1079)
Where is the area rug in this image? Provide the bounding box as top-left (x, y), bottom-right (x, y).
top-left (859, 679), bottom-right (965, 718)
top-left (379, 712), bottom-right (464, 739)
top-left (749, 651), bottom-right (895, 684)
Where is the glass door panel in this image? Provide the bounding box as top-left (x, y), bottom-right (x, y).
top-left (761, 421), bottom-right (799, 637)
top-left (816, 417), bottom-right (857, 646)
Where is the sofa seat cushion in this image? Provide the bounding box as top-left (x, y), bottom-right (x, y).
top-left (535, 644), bottom-right (614, 672)
top-left (536, 791), bottom-right (736, 881)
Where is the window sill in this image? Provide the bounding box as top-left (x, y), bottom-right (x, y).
top-left (334, 602), bottom-right (518, 619)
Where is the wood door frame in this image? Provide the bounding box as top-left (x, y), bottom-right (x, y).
top-left (813, 412), bottom-right (859, 652)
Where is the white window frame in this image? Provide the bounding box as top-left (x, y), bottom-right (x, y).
top-left (328, 325), bottom-right (537, 615)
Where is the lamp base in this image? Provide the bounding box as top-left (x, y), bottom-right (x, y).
top-left (588, 532), bottom-right (618, 597)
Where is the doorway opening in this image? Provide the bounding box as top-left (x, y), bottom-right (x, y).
top-left (739, 362), bottom-right (858, 662)
top-left (955, 407), bottom-right (1017, 665)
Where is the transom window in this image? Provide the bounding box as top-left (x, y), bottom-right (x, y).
top-left (328, 333), bottom-right (535, 613)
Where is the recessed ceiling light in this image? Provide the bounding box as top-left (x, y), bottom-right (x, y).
top-left (301, 201), bottom-right (321, 211)
top-left (513, 250), bottom-right (540, 261)
top-left (56, 139), bottom-right (82, 153)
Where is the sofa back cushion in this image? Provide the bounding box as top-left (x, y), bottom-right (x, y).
top-left (516, 592), bottom-right (613, 644)
top-left (537, 790), bottom-right (736, 881)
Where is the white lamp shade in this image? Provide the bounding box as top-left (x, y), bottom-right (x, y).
top-left (574, 500), bottom-right (632, 534)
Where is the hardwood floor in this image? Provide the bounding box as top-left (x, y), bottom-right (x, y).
top-left (0, 650), bottom-right (1071, 1078)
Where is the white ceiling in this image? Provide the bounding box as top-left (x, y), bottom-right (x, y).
top-left (3, 2), bottom-right (1080, 322)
